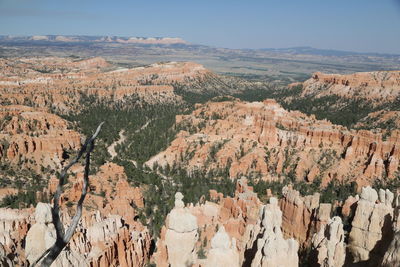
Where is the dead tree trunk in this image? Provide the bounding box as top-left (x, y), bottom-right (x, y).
top-left (31, 122), bottom-right (104, 267)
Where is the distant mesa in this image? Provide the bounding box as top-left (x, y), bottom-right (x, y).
top-left (0, 35), bottom-right (188, 45)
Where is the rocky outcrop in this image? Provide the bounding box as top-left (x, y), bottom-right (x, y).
top-left (145, 99), bottom-right (400, 188)
top-left (154, 178), bottom-right (263, 266)
top-left (0, 105), bottom-right (81, 172)
top-left (0, 208), bottom-right (31, 265)
top-left (348, 186), bottom-right (394, 266)
top-left (279, 186), bottom-right (321, 245)
top-left (0, 243), bottom-right (13, 267)
top-left (278, 186), bottom-right (332, 248)
top-left (311, 216), bottom-right (346, 267)
top-left (0, 57), bottom-right (215, 113)
top-left (246, 197), bottom-right (299, 267)
top-left (204, 225), bottom-right (240, 267)
top-left (156, 192), bottom-right (199, 267)
top-left (55, 162), bottom-right (144, 224)
top-left (25, 203), bottom-right (56, 264)
top-left (301, 71), bottom-right (400, 102)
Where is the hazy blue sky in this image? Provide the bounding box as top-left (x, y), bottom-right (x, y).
top-left (1, 0), bottom-right (400, 53)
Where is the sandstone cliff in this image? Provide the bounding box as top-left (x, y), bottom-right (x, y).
top-left (146, 99), bottom-right (400, 188)
top-left (301, 71), bottom-right (400, 102)
top-left (0, 57), bottom-right (219, 113)
top-left (0, 105), bottom-right (81, 184)
top-left (246, 197), bottom-right (299, 267)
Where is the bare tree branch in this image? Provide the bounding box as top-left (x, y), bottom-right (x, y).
top-left (31, 122), bottom-right (104, 267)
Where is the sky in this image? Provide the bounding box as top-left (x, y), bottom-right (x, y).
top-left (0, 0), bottom-right (400, 54)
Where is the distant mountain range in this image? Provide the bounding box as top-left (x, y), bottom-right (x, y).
top-left (2, 35), bottom-right (400, 57)
top-left (0, 35), bottom-right (188, 45)
top-left (260, 46), bottom-right (400, 57)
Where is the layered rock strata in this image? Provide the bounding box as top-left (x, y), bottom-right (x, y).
top-left (301, 71), bottom-right (400, 102)
top-left (0, 57), bottom-right (213, 112)
top-left (146, 99), bottom-right (400, 188)
top-left (0, 105), bottom-right (81, 171)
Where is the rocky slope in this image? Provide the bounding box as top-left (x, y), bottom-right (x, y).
top-left (0, 162), bottom-right (151, 266)
top-left (301, 71), bottom-right (400, 102)
top-left (146, 99), bottom-right (400, 189)
top-left (0, 56), bottom-right (272, 113)
top-left (0, 105), bottom-right (81, 194)
top-left (282, 70), bottom-right (400, 129)
top-left (0, 57), bottom-right (197, 112)
top-left (0, 105), bottom-right (81, 167)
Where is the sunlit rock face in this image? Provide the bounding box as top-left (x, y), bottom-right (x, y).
top-left (311, 216), bottom-right (346, 267)
top-left (204, 225), bottom-right (240, 267)
top-left (0, 57), bottom-right (214, 113)
top-left (301, 71), bottom-right (400, 102)
top-left (146, 99), bottom-right (400, 190)
top-left (0, 105), bottom-right (81, 172)
top-left (155, 192), bottom-right (199, 267)
top-left (347, 186), bottom-right (395, 266)
top-left (244, 197), bottom-right (299, 267)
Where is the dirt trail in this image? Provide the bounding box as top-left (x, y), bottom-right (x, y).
top-left (107, 130), bottom-right (126, 159)
top-left (107, 120), bottom-right (152, 160)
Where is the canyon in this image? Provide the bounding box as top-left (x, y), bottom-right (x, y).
top-left (0, 55), bottom-right (399, 266)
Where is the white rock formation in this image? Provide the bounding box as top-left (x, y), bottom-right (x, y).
top-left (25, 203), bottom-right (86, 266)
top-left (312, 216), bottom-right (345, 267)
top-left (165, 192), bottom-right (199, 267)
top-left (249, 197), bottom-right (299, 267)
top-left (205, 225), bottom-right (240, 267)
top-left (25, 203), bottom-right (57, 265)
top-left (348, 186), bottom-right (394, 265)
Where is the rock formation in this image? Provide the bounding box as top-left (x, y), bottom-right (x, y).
top-left (246, 197), bottom-right (299, 267)
top-left (0, 208), bottom-right (32, 265)
top-left (2, 35), bottom-right (188, 45)
top-left (154, 177), bottom-right (263, 266)
top-left (0, 162), bottom-right (151, 267)
top-left (279, 186), bottom-right (323, 246)
top-left (0, 243), bottom-right (13, 267)
top-left (0, 57), bottom-right (215, 113)
top-left (156, 192), bottom-right (199, 267)
top-left (301, 71), bottom-right (400, 102)
top-left (53, 162), bottom-right (144, 224)
top-left (311, 216), bottom-right (346, 267)
top-left (204, 225), bottom-right (240, 267)
top-left (25, 203), bottom-right (56, 264)
top-left (348, 186), bottom-right (394, 266)
top-left (0, 105), bottom-right (81, 173)
top-left (145, 99), bottom-right (400, 188)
